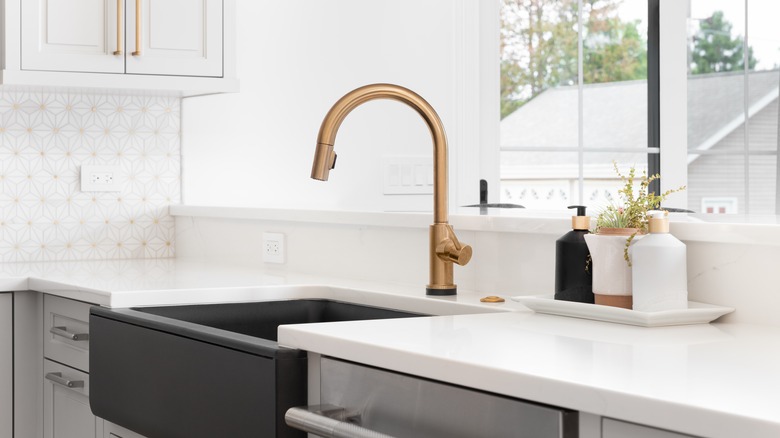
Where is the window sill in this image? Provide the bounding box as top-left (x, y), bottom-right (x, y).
top-left (169, 204), bottom-right (780, 247)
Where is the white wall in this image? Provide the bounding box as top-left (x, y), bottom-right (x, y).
top-left (182, 0), bottom-right (485, 212)
top-left (176, 214), bottom-right (780, 327)
top-left (175, 215), bottom-right (557, 298)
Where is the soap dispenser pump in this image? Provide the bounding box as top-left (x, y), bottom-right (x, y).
top-left (630, 210), bottom-right (688, 311)
top-left (554, 205), bottom-right (593, 303)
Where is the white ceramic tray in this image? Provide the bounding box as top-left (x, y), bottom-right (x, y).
top-left (511, 295), bottom-right (734, 327)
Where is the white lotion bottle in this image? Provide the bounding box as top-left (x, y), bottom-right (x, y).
top-left (630, 211), bottom-right (688, 311)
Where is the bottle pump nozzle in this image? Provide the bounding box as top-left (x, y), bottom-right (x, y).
top-left (568, 205), bottom-right (590, 230)
top-left (648, 210), bottom-right (670, 233)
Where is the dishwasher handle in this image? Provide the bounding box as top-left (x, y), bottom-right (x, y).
top-left (285, 405), bottom-right (396, 438)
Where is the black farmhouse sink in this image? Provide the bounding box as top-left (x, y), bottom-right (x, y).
top-left (90, 300), bottom-right (424, 438)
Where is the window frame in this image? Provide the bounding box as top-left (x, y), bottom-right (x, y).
top-left (484, 0), bottom-right (780, 214)
top-left (481, 0), bottom-right (688, 209)
top-left (648, 0), bottom-right (661, 195)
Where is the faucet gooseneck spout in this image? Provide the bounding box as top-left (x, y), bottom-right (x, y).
top-left (311, 83), bottom-right (471, 296)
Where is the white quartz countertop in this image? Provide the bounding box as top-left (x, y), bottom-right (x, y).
top-left (279, 312), bottom-right (780, 438)
top-left (0, 258), bottom-right (521, 312)
top-left (1, 258), bottom-right (776, 437)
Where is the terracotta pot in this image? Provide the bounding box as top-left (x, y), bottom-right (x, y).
top-left (583, 228), bottom-right (645, 309)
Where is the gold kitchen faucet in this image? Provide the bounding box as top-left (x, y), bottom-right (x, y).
top-left (311, 83), bottom-right (472, 296)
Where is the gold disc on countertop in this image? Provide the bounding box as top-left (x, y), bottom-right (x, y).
top-left (480, 296), bottom-right (505, 303)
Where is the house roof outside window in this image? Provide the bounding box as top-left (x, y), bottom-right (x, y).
top-left (499, 69), bottom-right (779, 213)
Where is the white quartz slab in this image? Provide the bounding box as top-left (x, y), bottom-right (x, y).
top-left (278, 312), bottom-right (780, 438)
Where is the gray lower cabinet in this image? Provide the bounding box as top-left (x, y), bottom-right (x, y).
top-left (43, 359), bottom-right (100, 438)
top-left (42, 294), bottom-right (97, 438)
top-left (40, 294), bottom-right (147, 438)
top-left (602, 418), bottom-right (698, 438)
top-left (1, 293), bottom-right (12, 438)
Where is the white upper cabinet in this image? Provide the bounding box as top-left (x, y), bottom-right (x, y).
top-left (9, 0), bottom-right (235, 94)
top-left (21, 0), bottom-right (124, 73)
top-left (126, 0), bottom-right (223, 77)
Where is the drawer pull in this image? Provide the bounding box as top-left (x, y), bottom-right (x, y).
top-left (286, 405), bottom-right (396, 438)
top-left (45, 372), bottom-right (84, 389)
top-left (113, 0), bottom-right (124, 55)
top-left (132, 0), bottom-right (142, 56)
top-left (50, 326), bottom-right (89, 341)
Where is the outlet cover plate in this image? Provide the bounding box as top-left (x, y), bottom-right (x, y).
top-left (262, 232), bottom-right (286, 264)
top-left (382, 156), bottom-right (434, 195)
top-left (81, 165), bottom-right (122, 192)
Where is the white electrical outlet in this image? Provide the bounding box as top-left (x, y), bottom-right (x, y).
top-left (91, 173), bottom-right (114, 184)
top-left (262, 232), bottom-right (286, 264)
top-left (81, 165), bottom-right (122, 192)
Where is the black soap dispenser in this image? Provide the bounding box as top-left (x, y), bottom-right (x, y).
top-left (554, 205), bottom-right (594, 303)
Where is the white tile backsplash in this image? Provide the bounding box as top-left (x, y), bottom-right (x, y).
top-left (0, 88), bottom-right (180, 262)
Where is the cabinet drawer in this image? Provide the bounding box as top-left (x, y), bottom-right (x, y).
top-left (43, 359), bottom-right (100, 438)
top-left (44, 295), bottom-right (92, 372)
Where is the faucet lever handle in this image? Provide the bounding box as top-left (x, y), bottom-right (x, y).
top-left (437, 241), bottom-right (472, 265)
top-left (435, 225), bottom-right (472, 266)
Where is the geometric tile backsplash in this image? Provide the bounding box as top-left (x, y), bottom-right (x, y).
top-left (0, 87), bottom-right (180, 262)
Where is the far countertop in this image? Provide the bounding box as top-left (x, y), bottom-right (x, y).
top-left (1, 258), bottom-right (777, 438)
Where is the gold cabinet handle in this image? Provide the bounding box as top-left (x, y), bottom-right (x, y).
top-left (131, 0), bottom-right (142, 56)
top-left (113, 0), bottom-right (123, 55)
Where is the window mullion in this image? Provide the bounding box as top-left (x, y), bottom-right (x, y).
top-left (577, 0), bottom-right (584, 205)
top-left (776, 68), bottom-right (780, 214)
top-left (744, 0), bottom-right (751, 214)
top-left (658, 0), bottom-right (689, 209)
top-left (648, 0), bottom-right (661, 195)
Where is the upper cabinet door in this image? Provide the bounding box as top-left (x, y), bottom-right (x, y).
top-left (21, 0), bottom-right (124, 73)
top-left (125, 0), bottom-right (223, 77)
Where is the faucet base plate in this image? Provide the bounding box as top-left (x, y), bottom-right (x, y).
top-left (426, 287), bottom-right (457, 296)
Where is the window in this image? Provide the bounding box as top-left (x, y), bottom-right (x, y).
top-left (687, 0), bottom-right (780, 214)
top-left (495, 0), bottom-right (780, 215)
top-left (499, 0), bottom-right (655, 210)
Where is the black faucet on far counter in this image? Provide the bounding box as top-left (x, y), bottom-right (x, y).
top-left (463, 179), bottom-right (525, 213)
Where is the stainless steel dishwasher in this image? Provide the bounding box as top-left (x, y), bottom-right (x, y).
top-left (286, 357), bottom-right (578, 438)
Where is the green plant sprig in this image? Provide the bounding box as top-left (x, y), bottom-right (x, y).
top-left (593, 162), bottom-right (686, 265)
